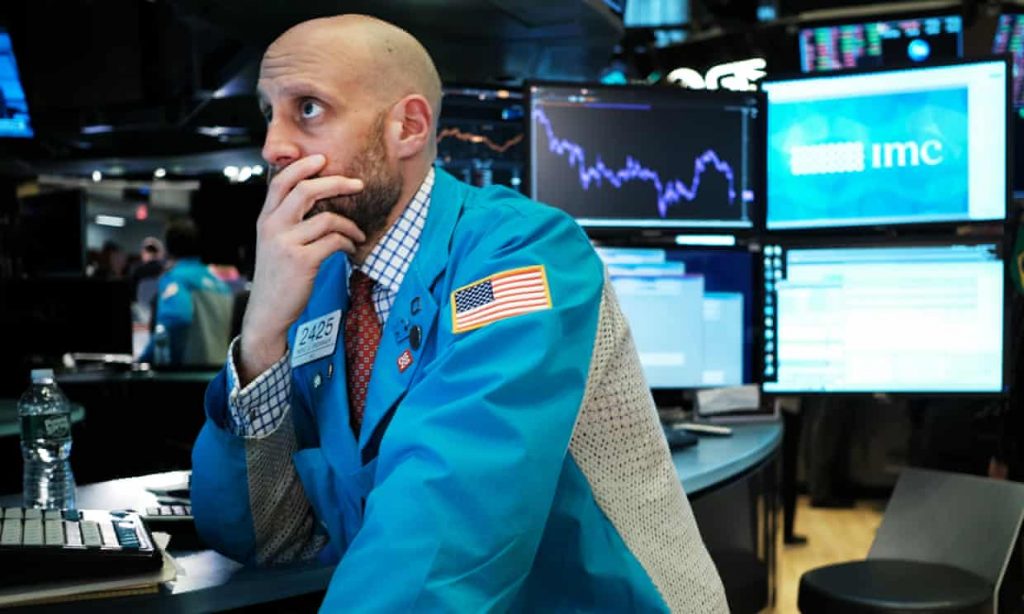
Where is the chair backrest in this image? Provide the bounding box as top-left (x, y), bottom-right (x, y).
top-left (868, 468), bottom-right (1024, 596)
top-left (182, 289), bottom-right (234, 366)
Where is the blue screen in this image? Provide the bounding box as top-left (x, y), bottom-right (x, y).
top-left (597, 246), bottom-right (754, 389)
top-left (0, 28), bottom-right (33, 139)
top-left (762, 243), bottom-right (1004, 394)
top-left (762, 60), bottom-right (1006, 230)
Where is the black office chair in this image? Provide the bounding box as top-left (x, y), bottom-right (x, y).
top-left (799, 468), bottom-right (1024, 614)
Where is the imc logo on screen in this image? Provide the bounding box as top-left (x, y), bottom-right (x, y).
top-left (788, 140), bottom-right (944, 176)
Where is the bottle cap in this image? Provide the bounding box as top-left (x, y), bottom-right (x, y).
top-left (30, 369), bottom-right (55, 383)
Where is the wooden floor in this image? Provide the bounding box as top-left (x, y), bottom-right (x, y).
top-left (770, 496), bottom-right (887, 614)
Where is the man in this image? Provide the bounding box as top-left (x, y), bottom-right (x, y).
top-left (142, 218), bottom-right (232, 365)
top-left (191, 14), bottom-right (727, 612)
top-left (131, 236), bottom-right (166, 307)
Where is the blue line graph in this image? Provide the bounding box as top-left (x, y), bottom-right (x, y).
top-left (533, 107), bottom-right (738, 218)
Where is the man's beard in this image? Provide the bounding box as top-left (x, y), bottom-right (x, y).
top-left (302, 114), bottom-right (402, 238)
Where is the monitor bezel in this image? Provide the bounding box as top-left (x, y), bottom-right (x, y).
top-left (795, 8), bottom-right (967, 75)
top-left (760, 55), bottom-right (1012, 235)
top-left (524, 80), bottom-right (767, 237)
top-left (591, 237), bottom-right (764, 404)
top-left (759, 232), bottom-right (1012, 398)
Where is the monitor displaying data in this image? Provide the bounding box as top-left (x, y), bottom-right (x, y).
top-left (0, 27), bottom-right (33, 138)
top-left (799, 14), bottom-right (962, 73)
top-left (436, 86), bottom-right (526, 192)
top-left (991, 12), bottom-right (1024, 107)
top-left (991, 11), bottom-right (1024, 196)
top-left (625, 0), bottom-right (688, 28)
top-left (597, 246), bottom-right (754, 389)
top-left (529, 84), bottom-right (762, 229)
top-left (762, 242), bottom-right (1005, 394)
top-left (762, 59), bottom-right (1007, 230)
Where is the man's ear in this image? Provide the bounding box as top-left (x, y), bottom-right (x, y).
top-left (388, 94), bottom-right (433, 160)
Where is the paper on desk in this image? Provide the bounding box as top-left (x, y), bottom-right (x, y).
top-left (696, 385), bottom-right (760, 415)
top-left (0, 533), bottom-right (177, 608)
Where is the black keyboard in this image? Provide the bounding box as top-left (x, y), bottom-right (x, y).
top-left (0, 508), bottom-right (162, 587)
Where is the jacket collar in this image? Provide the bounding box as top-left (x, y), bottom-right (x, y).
top-left (357, 168), bottom-right (467, 452)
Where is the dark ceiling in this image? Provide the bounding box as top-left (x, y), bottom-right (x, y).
top-left (0, 0), bottom-right (623, 175)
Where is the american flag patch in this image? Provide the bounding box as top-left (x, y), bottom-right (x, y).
top-left (451, 265), bottom-right (552, 333)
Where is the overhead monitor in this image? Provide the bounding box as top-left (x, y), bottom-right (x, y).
top-left (528, 83), bottom-right (763, 230)
top-left (761, 241), bottom-right (1005, 394)
top-left (625, 0), bottom-right (688, 28)
top-left (436, 86), bottom-right (526, 192)
top-left (799, 14), bottom-right (963, 73)
top-left (596, 245), bottom-right (755, 391)
top-left (0, 27), bottom-right (34, 138)
top-left (991, 10), bottom-right (1024, 196)
top-left (762, 59), bottom-right (1007, 231)
top-left (991, 11), bottom-right (1024, 107)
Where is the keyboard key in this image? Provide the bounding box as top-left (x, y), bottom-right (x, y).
top-left (146, 507), bottom-right (161, 516)
top-left (114, 521), bottom-right (140, 549)
top-left (184, 506), bottom-right (191, 515)
top-left (64, 521), bottom-right (82, 547)
top-left (24, 509), bottom-right (41, 520)
top-left (1, 519), bottom-right (22, 546)
top-left (171, 506), bottom-right (186, 516)
top-left (81, 520), bottom-right (102, 547)
top-left (98, 520), bottom-right (120, 550)
top-left (3, 508), bottom-right (23, 519)
top-left (43, 510), bottom-right (61, 521)
top-left (62, 509), bottom-right (81, 522)
top-left (44, 519), bottom-right (63, 546)
top-left (22, 519), bottom-right (43, 546)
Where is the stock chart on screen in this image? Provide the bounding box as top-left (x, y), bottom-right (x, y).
top-left (529, 84), bottom-right (762, 229)
top-left (436, 86), bottom-right (526, 192)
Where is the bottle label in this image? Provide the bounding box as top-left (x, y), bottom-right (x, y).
top-left (21, 415), bottom-right (71, 440)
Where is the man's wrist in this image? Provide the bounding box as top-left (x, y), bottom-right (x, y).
top-left (238, 332), bottom-right (288, 387)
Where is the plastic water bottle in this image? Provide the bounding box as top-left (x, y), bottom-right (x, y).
top-left (19, 369), bottom-right (76, 510)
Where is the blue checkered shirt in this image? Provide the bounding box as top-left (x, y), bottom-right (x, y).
top-left (225, 168), bottom-right (434, 437)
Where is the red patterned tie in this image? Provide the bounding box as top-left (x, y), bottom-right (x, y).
top-left (344, 270), bottom-right (381, 433)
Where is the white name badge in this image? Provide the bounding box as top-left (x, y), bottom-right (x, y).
top-left (291, 309), bottom-right (342, 368)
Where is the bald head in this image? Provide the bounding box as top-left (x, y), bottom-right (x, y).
top-left (266, 15), bottom-right (442, 127)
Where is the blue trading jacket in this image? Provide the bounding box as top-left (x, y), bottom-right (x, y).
top-left (192, 169), bottom-right (727, 612)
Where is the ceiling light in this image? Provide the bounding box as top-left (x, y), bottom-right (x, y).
top-left (95, 215), bottom-right (125, 227)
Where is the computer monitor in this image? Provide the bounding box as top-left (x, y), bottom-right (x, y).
top-left (0, 27), bottom-right (34, 138)
top-left (761, 241), bottom-right (1006, 395)
top-left (19, 189), bottom-right (86, 276)
top-left (436, 86), bottom-right (526, 192)
top-left (991, 9), bottom-right (1024, 196)
top-left (761, 58), bottom-right (1008, 231)
top-left (528, 83), bottom-right (763, 230)
top-left (596, 245), bottom-right (755, 391)
top-left (0, 278), bottom-right (133, 395)
top-left (624, 0), bottom-right (688, 28)
top-left (798, 13), bottom-right (963, 73)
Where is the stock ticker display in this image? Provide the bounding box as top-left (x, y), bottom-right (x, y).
top-left (799, 15), bottom-right (962, 73)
